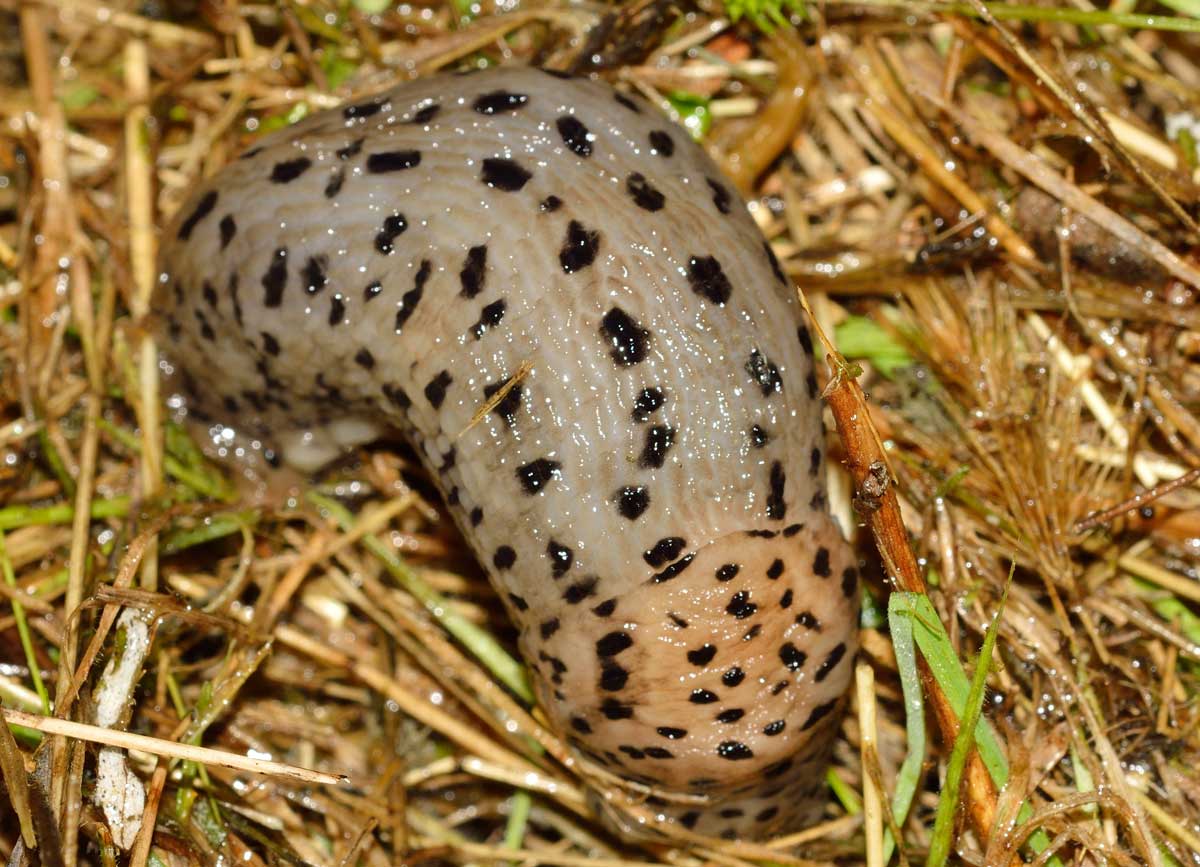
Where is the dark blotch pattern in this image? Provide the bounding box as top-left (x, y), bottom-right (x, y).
top-left (270, 157), bottom-right (312, 183)
top-left (564, 577), bottom-right (598, 604)
top-left (560, 220), bottom-right (600, 273)
top-left (726, 591), bottom-right (756, 619)
top-left (472, 299), bottom-right (506, 339)
top-left (746, 350), bottom-right (783, 396)
top-left (481, 157), bottom-right (532, 192)
top-left (218, 215), bottom-right (236, 249)
top-left (750, 424), bottom-right (770, 448)
top-left (178, 190), bottom-right (217, 239)
top-left (723, 667), bottom-right (745, 687)
top-left (716, 564), bottom-right (740, 582)
top-left (343, 98), bottom-right (387, 120)
top-left (687, 256), bottom-right (733, 304)
top-left (596, 631), bottom-right (633, 657)
top-left (615, 486), bottom-right (649, 520)
top-left (643, 536), bottom-right (685, 567)
top-left (626, 172), bottom-right (665, 211)
top-left (652, 553), bottom-right (694, 583)
top-left (648, 130), bottom-right (675, 156)
top-left (687, 644), bottom-right (716, 666)
top-left (366, 150), bottom-right (421, 173)
top-left (816, 642), bottom-right (846, 682)
top-left (547, 541), bottom-right (573, 578)
top-left (657, 727), bottom-right (687, 739)
top-left (717, 741), bottom-right (753, 761)
top-left (691, 689), bottom-right (718, 704)
top-left (600, 307), bottom-right (649, 366)
top-left (302, 256), bottom-right (328, 295)
top-left (767, 559), bottom-right (784, 580)
top-left (716, 708), bottom-right (744, 724)
top-left (803, 699), bottom-right (838, 730)
top-left (493, 545), bottom-right (517, 569)
top-left (473, 90), bottom-right (528, 114)
top-left (459, 245), bottom-right (488, 298)
top-left (813, 546), bottom-right (831, 577)
top-left (780, 642), bottom-right (807, 671)
top-left (556, 115), bottom-right (593, 156)
top-left (632, 387), bottom-right (665, 422)
top-left (767, 461), bottom-right (787, 520)
top-left (424, 370), bottom-right (453, 409)
top-left (354, 348), bottom-right (375, 369)
top-left (482, 378), bottom-right (523, 428)
top-left (262, 247), bottom-right (288, 308)
top-left (600, 661), bottom-right (629, 691)
top-left (707, 178), bottom-right (732, 214)
top-left (638, 425), bottom-right (675, 469)
top-left (375, 213), bottom-right (408, 254)
top-left (517, 458), bottom-right (562, 494)
top-left (393, 260), bottom-right (430, 333)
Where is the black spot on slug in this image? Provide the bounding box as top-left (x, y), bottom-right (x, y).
top-left (652, 553), bottom-right (694, 583)
top-left (648, 130), bottom-right (674, 156)
top-left (424, 370), bottom-right (453, 409)
top-left (336, 138), bottom-right (364, 160)
top-left (626, 172), bottom-right (664, 211)
top-left (218, 215), bottom-right (236, 249)
top-left (599, 661), bottom-right (629, 691)
top-left (596, 631), bottom-right (633, 657)
top-left (687, 256), bottom-right (732, 305)
top-left (270, 157), bottom-right (311, 183)
top-left (764, 720), bottom-right (786, 736)
top-left (644, 537), bottom-right (685, 567)
top-left (393, 259), bottom-right (431, 333)
top-left (687, 644), bottom-right (716, 666)
top-left (746, 350), bottom-right (783, 396)
top-left (481, 157), bottom-right (532, 192)
top-left (540, 195), bottom-right (563, 213)
top-left (726, 591), bottom-right (756, 619)
top-left (632, 387), bottom-right (665, 422)
top-left (767, 559), bottom-right (784, 580)
top-left (717, 741), bottom-right (753, 761)
top-left (354, 348), bottom-right (375, 369)
top-left (615, 486), bottom-right (649, 520)
top-left (841, 567), bottom-right (859, 598)
top-left (614, 91), bottom-right (641, 113)
top-left (473, 90), bottom-right (528, 114)
top-left (363, 281), bottom-right (382, 302)
top-left (556, 115), bottom-right (593, 156)
top-left (366, 150), bottom-right (421, 173)
top-left (409, 102), bottom-right (439, 124)
top-left (716, 708), bottom-right (744, 724)
top-left (600, 307), bottom-right (649, 366)
top-left (302, 255), bottom-right (328, 295)
top-left (657, 727), bottom-right (687, 739)
top-left (493, 546), bottom-right (517, 569)
top-left (750, 425), bottom-right (770, 448)
top-left (482, 378), bottom-right (523, 428)
top-left (722, 667), bottom-right (745, 687)
top-left (816, 642), bottom-right (847, 682)
top-left (795, 611), bottom-right (820, 630)
top-left (767, 462), bottom-right (787, 521)
top-left (715, 564), bottom-right (740, 582)
top-left (547, 540), bottom-right (573, 578)
top-left (779, 642), bottom-right (806, 671)
top-left (343, 98), bottom-right (388, 120)
top-left (707, 178), bottom-right (732, 214)
top-left (324, 168), bottom-right (346, 198)
top-left (472, 299), bottom-right (506, 339)
top-left (638, 425), bottom-right (675, 469)
top-left (813, 547), bottom-right (831, 577)
top-left (764, 240), bottom-right (788, 284)
top-left (592, 598), bottom-right (617, 617)
top-left (559, 220), bottom-right (600, 273)
top-left (802, 699), bottom-right (838, 730)
top-left (375, 213), bottom-right (408, 254)
top-left (691, 689), bottom-right (718, 704)
top-left (260, 331), bottom-right (280, 356)
top-left (540, 618), bottom-right (560, 639)
top-left (262, 247), bottom-right (288, 308)
top-left (517, 458), bottom-right (562, 494)
top-left (459, 245), bottom-right (488, 298)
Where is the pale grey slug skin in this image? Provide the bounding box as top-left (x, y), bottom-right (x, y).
top-left (158, 67), bottom-right (860, 839)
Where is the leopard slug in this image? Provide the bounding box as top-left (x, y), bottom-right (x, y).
top-left (158, 66), bottom-right (860, 840)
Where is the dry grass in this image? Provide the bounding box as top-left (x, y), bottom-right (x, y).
top-left (1, 0), bottom-right (1199, 865)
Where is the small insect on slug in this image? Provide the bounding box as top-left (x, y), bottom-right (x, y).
top-left (158, 66), bottom-right (859, 840)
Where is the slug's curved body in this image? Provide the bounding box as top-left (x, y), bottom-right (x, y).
top-left (158, 67), bottom-right (859, 839)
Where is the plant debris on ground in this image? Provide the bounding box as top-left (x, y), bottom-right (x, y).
top-left (0, 0), bottom-right (1199, 865)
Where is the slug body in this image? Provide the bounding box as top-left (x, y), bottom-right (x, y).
top-left (159, 67), bottom-right (859, 839)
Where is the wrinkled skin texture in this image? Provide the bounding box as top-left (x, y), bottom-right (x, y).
top-left (158, 67), bottom-right (859, 840)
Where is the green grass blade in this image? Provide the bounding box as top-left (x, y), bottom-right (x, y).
top-left (925, 584), bottom-right (1007, 867)
top-left (884, 592), bottom-right (928, 863)
top-left (0, 531), bottom-right (51, 713)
